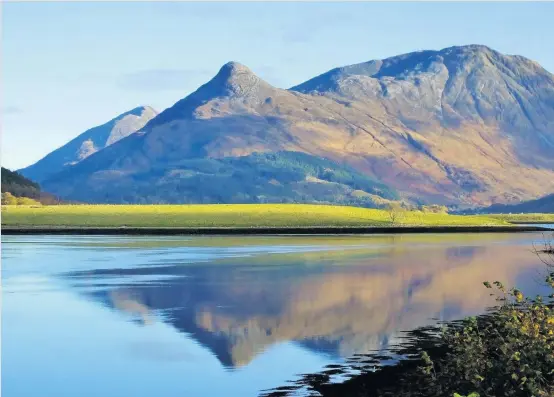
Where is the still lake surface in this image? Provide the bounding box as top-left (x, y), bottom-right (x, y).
top-left (2, 232), bottom-right (553, 397)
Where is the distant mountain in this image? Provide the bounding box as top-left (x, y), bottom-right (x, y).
top-left (19, 106), bottom-right (157, 183)
top-left (34, 45), bottom-right (554, 206)
top-left (479, 193), bottom-right (554, 214)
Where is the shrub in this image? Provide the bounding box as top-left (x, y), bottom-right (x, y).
top-left (2, 193), bottom-right (42, 206)
top-left (421, 278), bottom-right (554, 397)
top-left (421, 204), bottom-right (449, 214)
top-left (2, 192), bottom-right (18, 205)
top-left (16, 196), bottom-right (41, 206)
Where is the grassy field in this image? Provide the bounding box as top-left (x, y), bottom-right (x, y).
top-left (485, 213), bottom-right (554, 223)
top-left (1, 204), bottom-right (510, 228)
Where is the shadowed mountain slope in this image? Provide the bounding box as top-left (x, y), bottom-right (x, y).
top-left (1, 167), bottom-right (41, 199)
top-left (1, 167), bottom-right (62, 204)
top-left (480, 193), bottom-right (554, 214)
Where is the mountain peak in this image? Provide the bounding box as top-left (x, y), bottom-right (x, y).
top-left (436, 44), bottom-right (506, 62)
top-left (184, 60), bottom-right (265, 99)
top-left (144, 61), bottom-right (274, 127)
top-left (291, 44), bottom-right (552, 96)
top-left (211, 61), bottom-right (264, 95)
top-left (219, 61), bottom-right (253, 75)
top-left (442, 44), bottom-right (493, 53)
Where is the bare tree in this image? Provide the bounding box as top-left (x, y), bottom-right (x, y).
top-left (386, 202), bottom-right (405, 225)
top-left (534, 232), bottom-right (554, 268)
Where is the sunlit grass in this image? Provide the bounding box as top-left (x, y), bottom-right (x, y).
top-left (1, 204), bottom-right (510, 228)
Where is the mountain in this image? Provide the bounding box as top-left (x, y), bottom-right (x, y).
top-left (19, 106), bottom-right (158, 183)
top-left (479, 193), bottom-right (554, 214)
top-left (37, 46), bottom-right (554, 206)
top-left (291, 45), bottom-right (554, 203)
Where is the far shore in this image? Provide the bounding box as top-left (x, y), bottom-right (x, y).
top-left (2, 225), bottom-right (550, 235)
top-left (3, 204), bottom-right (552, 234)
top-left (503, 220), bottom-right (554, 224)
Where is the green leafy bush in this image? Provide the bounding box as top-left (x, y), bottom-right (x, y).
top-left (262, 238), bottom-right (554, 397)
top-left (421, 275), bottom-right (554, 397)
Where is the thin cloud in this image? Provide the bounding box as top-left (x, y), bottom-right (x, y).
top-left (2, 106), bottom-right (23, 115)
top-left (117, 69), bottom-right (213, 92)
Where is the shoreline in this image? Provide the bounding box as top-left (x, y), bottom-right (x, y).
top-left (1, 225), bottom-right (550, 235)
top-left (504, 220), bottom-right (554, 224)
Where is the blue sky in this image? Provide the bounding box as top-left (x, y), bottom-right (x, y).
top-left (2, 2), bottom-right (553, 170)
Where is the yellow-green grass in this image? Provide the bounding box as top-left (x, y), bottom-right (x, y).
top-left (485, 213), bottom-right (554, 223)
top-left (1, 204), bottom-right (509, 228)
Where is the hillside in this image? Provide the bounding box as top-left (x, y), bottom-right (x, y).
top-left (480, 193), bottom-right (554, 214)
top-left (27, 45), bottom-right (554, 206)
top-left (19, 106), bottom-right (157, 183)
top-left (1, 167), bottom-right (41, 199)
top-left (44, 151), bottom-right (398, 205)
top-left (1, 167), bottom-right (62, 204)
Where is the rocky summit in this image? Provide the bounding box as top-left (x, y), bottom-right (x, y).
top-left (22, 45), bottom-right (554, 207)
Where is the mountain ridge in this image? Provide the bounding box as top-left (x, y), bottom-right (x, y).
top-left (25, 44), bottom-right (554, 207)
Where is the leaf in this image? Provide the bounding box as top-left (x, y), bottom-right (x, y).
top-left (519, 376), bottom-right (527, 386)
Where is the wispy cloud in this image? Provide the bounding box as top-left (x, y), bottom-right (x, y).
top-left (2, 106), bottom-right (23, 115)
top-left (117, 69), bottom-right (213, 92)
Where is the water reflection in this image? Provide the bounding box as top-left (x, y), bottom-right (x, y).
top-left (59, 234), bottom-right (548, 368)
top-left (2, 234), bottom-right (550, 397)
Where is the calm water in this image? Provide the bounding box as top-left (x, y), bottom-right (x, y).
top-left (2, 233), bottom-right (552, 397)
top-left (527, 223), bottom-right (554, 229)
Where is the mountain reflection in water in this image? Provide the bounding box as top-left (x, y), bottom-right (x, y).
top-left (60, 234), bottom-right (548, 369)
